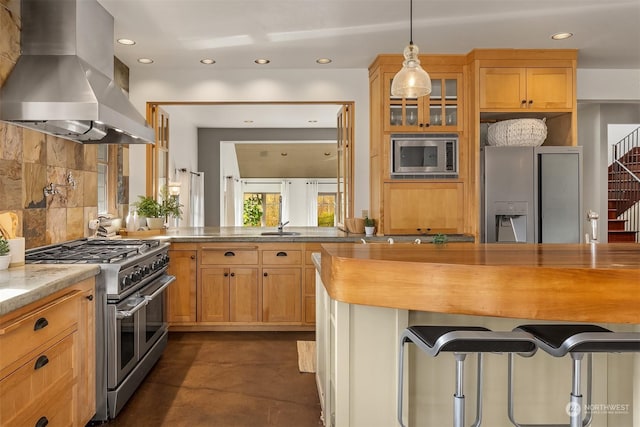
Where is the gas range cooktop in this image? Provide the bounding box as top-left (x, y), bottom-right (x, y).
top-left (26, 238), bottom-right (162, 264)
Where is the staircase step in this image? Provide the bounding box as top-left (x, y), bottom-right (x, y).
top-left (608, 219), bottom-right (627, 230)
top-left (608, 209), bottom-right (618, 219)
top-left (608, 230), bottom-right (638, 243)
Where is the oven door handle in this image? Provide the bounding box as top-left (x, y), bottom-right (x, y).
top-left (143, 275), bottom-right (176, 302)
top-left (116, 297), bottom-right (148, 319)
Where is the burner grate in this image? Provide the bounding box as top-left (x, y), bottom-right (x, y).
top-left (26, 238), bottom-right (162, 264)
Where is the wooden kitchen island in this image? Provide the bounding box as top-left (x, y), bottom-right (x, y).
top-left (315, 243), bottom-right (640, 427)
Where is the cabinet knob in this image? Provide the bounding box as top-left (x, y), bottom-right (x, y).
top-left (224, 251), bottom-right (235, 257)
top-left (86, 294), bottom-right (94, 301)
top-left (276, 251), bottom-right (287, 256)
top-left (263, 272), bottom-right (268, 277)
top-left (528, 100), bottom-right (533, 105)
top-left (35, 417), bottom-right (49, 427)
top-left (224, 272), bottom-right (229, 277)
top-left (230, 272), bottom-right (235, 277)
top-left (190, 255), bottom-right (196, 260)
top-left (521, 99), bottom-right (527, 105)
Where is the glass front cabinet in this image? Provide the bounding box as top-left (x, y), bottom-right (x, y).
top-left (383, 73), bottom-right (463, 132)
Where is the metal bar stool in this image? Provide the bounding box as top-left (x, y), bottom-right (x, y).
top-left (508, 324), bottom-right (640, 427)
top-left (398, 326), bottom-right (537, 427)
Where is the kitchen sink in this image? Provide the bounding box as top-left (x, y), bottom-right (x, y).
top-left (260, 231), bottom-right (301, 236)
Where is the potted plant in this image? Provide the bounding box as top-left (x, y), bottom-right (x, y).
top-left (159, 185), bottom-right (183, 225)
top-left (134, 186), bottom-right (183, 230)
top-left (364, 217), bottom-right (375, 236)
top-left (0, 236), bottom-right (11, 270)
top-left (134, 195), bottom-right (164, 229)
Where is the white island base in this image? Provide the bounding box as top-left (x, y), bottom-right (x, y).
top-left (315, 270), bottom-right (639, 427)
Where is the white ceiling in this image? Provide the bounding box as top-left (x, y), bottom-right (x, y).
top-left (101, 0), bottom-right (640, 71)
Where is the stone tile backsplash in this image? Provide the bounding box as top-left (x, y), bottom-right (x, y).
top-left (0, 122), bottom-right (101, 248)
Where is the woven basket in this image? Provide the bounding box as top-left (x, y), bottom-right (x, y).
top-left (487, 118), bottom-right (547, 147)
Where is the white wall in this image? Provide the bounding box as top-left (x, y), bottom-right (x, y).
top-left (128, 68), bottom-right (369, 215)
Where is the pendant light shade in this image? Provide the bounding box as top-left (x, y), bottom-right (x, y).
top-left (391, 0), bottom-right (431, 98)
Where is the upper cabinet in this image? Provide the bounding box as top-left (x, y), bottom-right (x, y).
top-left (384, 72), bottom-right (463, 132)
top-left (479, 67), bottom-right (573, 111)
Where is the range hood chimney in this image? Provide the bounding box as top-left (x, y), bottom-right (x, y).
top-left (0, 0), bottom-right (155, 144)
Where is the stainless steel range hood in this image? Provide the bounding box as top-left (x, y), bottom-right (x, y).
top-left (0, 0), bottom-right (154, 144)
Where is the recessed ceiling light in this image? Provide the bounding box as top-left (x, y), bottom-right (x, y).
top-left (243, 120), bottom-right (254, 124)
top-left (280, 152), bottom-right (288, 157)
top-left (255, 58), bottom-right (270, 65)
top-left (117, 38), bottom-right (136, 46)
top-left (137, 58), bottom-right (154, 64)
top-left (200, 58), bottom-right (216, 65)
top-left (308, 120), bottom-right (318, 123)
top-left (316, 58), bottom-right (332, 64)
top-left (551, 32), bottom-right (573, 40)
top-left (324, 152), bottom-right (331, 156)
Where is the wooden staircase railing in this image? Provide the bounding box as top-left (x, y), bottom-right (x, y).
top-left (608, 127), bottom-right (640, 242)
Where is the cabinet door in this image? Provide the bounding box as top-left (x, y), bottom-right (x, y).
top-left (383, 182), bottom-right (464, 234)
top-left (479, 67), bottom-right (527, 109)
top-left (383, 72), bottom-right (424, 131)
top-left (262, 268), bottom-right (302, 323)
top-left (427, 74), bottom-right (463, 131)
top-left (167, 250), bottom-right (197, 323)
top-left (526, 67), bottom-right (573, 110)
top-left (199, 268), bottom-right (230, 322)
top-left (304, 267), bottom-right (316, 325)
top-left (229, 268), bottom-right (259, 322)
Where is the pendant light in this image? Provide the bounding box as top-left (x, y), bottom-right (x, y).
top-left (390, 0), bottom-right (431, 98)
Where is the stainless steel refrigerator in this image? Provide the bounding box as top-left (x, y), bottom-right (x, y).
top-left (482, 146), bottom-right (583, 243)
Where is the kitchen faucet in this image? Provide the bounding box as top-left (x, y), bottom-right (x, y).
top-left (277, 195), bottom-right (289, 232)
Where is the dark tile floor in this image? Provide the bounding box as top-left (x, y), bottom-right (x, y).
top-left (108, 331), bottom-right (322, 427)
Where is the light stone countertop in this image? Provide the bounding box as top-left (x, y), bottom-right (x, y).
top-left (0, 264), bottom-right (100, 316)
top-left (152, 226), bottom-right (474, 244)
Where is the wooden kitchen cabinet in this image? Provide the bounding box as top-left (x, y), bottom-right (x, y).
top-left (199, 244), bottom-right (260, 324)
top-left (198, 267), bottom-right (259, 322)
top-left (369, 54), bottom-right (469, 235)
top-left (303, 243), bottom-right (321, 325)
top-left (261, 244), bottom-right (302, 324)
top-left (479, 67), bottom-right (573, 111)
top-left (167, 243), bottom-right (197, 324)
top-left (169, 242), bottom-right (319, 331)
top-left (0, 278), bottom-right (95, 427)
top-left (383, 182), bottom-right (465, 235)
top-left (384, 72), bottom-right (463, 132)
top-left (262, 268), bottom-right (302, 322)
top-left (199, 267), bottom-right (259, 322)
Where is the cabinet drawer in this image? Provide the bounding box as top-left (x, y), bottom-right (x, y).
top-left (262, 250), bottom-right (302, 265)
top-left (0, 333), bottom-right (75, 426)
top-left (0, 290), bottom-right (80, 373)
top-left (201, 249), bottom-right (258, 265)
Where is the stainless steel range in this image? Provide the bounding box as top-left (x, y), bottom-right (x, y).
top-left (26, 238), bottom-right (175, 421)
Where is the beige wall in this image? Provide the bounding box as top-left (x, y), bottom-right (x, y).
top-left (0, 0), bottom-right (128, 248)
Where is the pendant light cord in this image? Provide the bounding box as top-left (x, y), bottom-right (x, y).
top-left (409, 0), bottom-right (414, 45)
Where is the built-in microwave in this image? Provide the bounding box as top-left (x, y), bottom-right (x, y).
top-left (391, 133), bottom-right (458, 177)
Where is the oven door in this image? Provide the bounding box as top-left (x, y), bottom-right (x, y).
top-left (107, 294), bottom-right (146, 389)
top-left (139, 274), bottom-right (175, 357)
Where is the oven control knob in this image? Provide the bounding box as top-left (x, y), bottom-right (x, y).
top-left (163, 255), bottom-right (170, 265)
top-left (121, 276), bottom-right (132, 289)
top-left (132, 270), bottom-right (142, 282)
top-left (142, 265), bottom-right (151, 275)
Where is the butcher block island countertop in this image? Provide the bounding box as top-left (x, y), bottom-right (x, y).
top-left (320, 242), bottom-right (640, 324)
